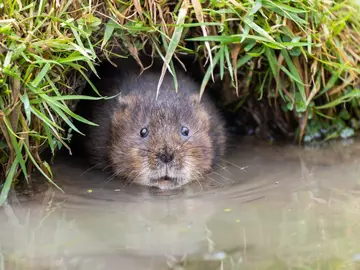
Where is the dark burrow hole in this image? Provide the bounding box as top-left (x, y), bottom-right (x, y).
top-left (67, 53), bottom-right (297, 159)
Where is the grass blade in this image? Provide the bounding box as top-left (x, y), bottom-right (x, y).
top-left (199, 49), bottom-right (221, 99)
top-left (3, 117), bottom-right (28, 181)
top-left (0, 159), bottom-right (19, 207)
top-left (281, 49), bottom-right (306, 103)
top-left (23, 143), bottom-right (64, 193)
top-left (157, 0), bottom-right (189, 97)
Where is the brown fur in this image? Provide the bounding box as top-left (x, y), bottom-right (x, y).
top-left (81, 58), bottom-right (226, 190)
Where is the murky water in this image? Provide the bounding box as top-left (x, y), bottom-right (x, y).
top-left (2, 137), bottom-right (360, 270)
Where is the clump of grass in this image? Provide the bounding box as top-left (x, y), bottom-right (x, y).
top-left (0, 0), bottom-right (105, 203)
top-left (186, 0), bottom-right (360, 143)
top-left (1, 0), bottom-right (360, 201)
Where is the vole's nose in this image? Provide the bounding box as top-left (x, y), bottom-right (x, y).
top-left (157, 149), bottom-right (174, 164)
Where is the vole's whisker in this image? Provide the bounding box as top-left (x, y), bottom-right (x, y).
top-left (80, 162), bottom-right (107, 176)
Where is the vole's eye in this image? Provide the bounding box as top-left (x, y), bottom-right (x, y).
top-left (140, 127), bottom-right (149, 138)
top-left (181, 126), bottom-right (189, 137)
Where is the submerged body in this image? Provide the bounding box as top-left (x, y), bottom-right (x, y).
top-left (83, 58), bottom-right (226, 190)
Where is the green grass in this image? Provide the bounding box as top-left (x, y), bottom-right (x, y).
top-left (1, 0), bottom-right (360, 201)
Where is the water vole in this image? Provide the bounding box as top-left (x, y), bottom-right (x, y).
top-left (80, 58), bottom-right (226, 190)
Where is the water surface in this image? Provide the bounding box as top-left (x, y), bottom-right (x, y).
top-left (2, 137), bottom-right (360, 269)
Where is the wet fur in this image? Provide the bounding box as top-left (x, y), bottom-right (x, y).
top-left (78, 58), bottom-right (226, 189)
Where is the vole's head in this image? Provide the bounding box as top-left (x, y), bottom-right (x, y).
top-left (109, 93), bottom-right (220, 190)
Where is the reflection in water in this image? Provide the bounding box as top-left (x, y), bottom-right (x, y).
top-left (2, 137), bottom-right (360, 269)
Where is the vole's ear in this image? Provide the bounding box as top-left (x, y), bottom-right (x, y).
top-left (117, 94), bottom-right (138, 111)
top-left (189, 94), bottom-right (202, 106)
top-left (189, 94), bottom-right (211, 128)
top-left (112, 94), bottom-right (138, 123)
